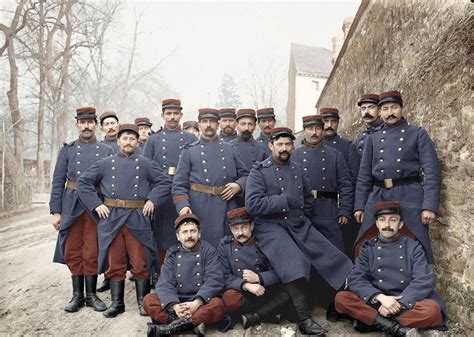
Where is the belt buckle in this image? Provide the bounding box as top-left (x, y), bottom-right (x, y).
top-left (117, 199), bottom-right (125, 208)
top-left (311, 190), bottom-right (318, 199)
top-left (384, 178), bottom-right (393, 189)
top-left (168, 167), bottom-right (176, 175)
top-left (212, 186), bottom-right (221, 196)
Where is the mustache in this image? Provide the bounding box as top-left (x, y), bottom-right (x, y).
top-left (325, 127), bottom-right (334, 131)
top-left (386, 114), bottom-right (397, 119)
top-left (82, 128), bottom-right (92, 132)
top-left (279, 151), bottom-right (290, 156)
top-left (237, 235), bottom-right (248, 240)
top-left (185, 238), bottom-right (195, 242)
top-left (381, 227), bottom-right (394, 232)
top-left (263, 126), bottom-right (272, 130)
top-left (363, 113), bottom-right (374, 119)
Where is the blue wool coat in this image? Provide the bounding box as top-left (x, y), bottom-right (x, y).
top-left (353, 119), bottom-right (384, 159)
top-left (101, 137), bottom-right (118, 153)
top-left (219, 131), bottom-right (238, 143)
top-left (230, 136), bottom-right (269, 171)
top-left (256, 133), bottom-right (271, 158)
top-left (324, 134), bottom-right (360, 187)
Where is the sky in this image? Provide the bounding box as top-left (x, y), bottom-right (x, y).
top-left (113, 0), bottom-right (360, 117)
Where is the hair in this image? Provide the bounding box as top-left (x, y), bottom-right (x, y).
top-left (76, 118), bottom-right (97, 124)
top-left (270, 134), bottom-right (294, 144)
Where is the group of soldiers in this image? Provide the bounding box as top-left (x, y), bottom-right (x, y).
top-left (50, 90), bottom-right (448, 336)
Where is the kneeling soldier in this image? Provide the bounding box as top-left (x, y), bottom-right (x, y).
top-left (144, 214), bottom-right (225, 337)
top-left (77, 124), bottom-right (171, 318)
top-left (335, 201), bottom-right (448, 336)
top-left (219, 207), bottom-right (293, 329)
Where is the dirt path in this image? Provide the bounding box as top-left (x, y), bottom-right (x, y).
top-left (0, 206), bottom-right (452, 336)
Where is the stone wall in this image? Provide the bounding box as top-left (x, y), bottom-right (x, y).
top-left (316, 0), bottom-right (473, 330)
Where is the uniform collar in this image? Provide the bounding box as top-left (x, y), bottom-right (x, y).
top-left (103, 136), bottom-right (117, 142)
top-left (258, 133), bottom-right (270, 141)
top-left (237, 135), bottom-right (255, 142)
top-left (118, 150), bottom-right (138, 159)
top-left (303, 139), bottom-right (323, 149)
top-left (271, 155), bottom-right (290, 167)
top-left (382, 117), bottom-right (408, 130)
top-left (200, 134), bottom-right (220, 143)
top-left (378, 232), bottom-right (401, 244)
top-left (164, 125), bottom-right (181, 132)
top-left (220, 130), bottom-right (237, 139)
top-left (324, 133), bottom-right (340, 142)
top-left (366, 118), bottom-right (383, 131)
top-left (78, 135), bottom-right (97, 144)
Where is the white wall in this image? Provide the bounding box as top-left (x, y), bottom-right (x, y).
top-left (294, 75), bottom-right (327, 132)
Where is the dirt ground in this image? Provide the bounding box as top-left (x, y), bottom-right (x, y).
top-left (0, 206), bottom-right (461, 336)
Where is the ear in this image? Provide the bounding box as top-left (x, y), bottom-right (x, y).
top-left (399, 220), bottom-right (404, 230)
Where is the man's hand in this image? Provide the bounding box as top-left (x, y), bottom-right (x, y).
top-left (242, 269), bottom-right (260, 284)
top-left (378, 306), bottom-right (391, 317)
top-left (421, 210), bottom-right (436, 225)
top-left (52, 213), bottom-right (61, 230)
top-left (95, 204), bottom-right (110, 219)
top-left (221, 183), bottom-right (241, 201)
top-left (243, 283), bottom-right (265, 296)
top-left (338, 216), bottom-right (349, 225)
top-left (179, 206), bottom-right (192, 216)
top-left (375, 294), bottom-right (403, 315)
top-left (183, 298), bottom-right (204, 315)
top-left (143, 200), bottom-right (155, 217)
top-left (172, 303), bottom-right (190, 320)
top-left (354, 210), bottom-right (364, 223)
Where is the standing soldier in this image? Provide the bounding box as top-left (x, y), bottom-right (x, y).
top-left (354, 91), bottom-right (441, 264)
top-left (172, 108), bottom-right (249, 247)
top-left (245, 127), bottom-right (353, 336)
top-left (144, 214), bottom-right (225, 336)
top-left (50, 107), bottom-right (112, 313)
top-left (218, 108), bottom-right (238, 142)
top-left (183, 120), bottom-right (200, 138)
top-left (292, 115), bottom-right (353, 253)
top-left (230, 109), bottom-right (268, 171)
top-left (143, 99), bottom-right (197, 261)
top-left (99, 111), bottom-right (120, 153)
top-left (256, 107), bottom-right (276, 155)
top-left (353, 94), bottom-right (384, 158)
top-left (77, 124), bottom-right (171, 318)
top-left (135, 117), bottom-right (153, 155)
top-left (219, 207), bottom-right (292, 329)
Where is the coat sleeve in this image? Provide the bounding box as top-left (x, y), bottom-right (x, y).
top-left (233, 147), bottom-right (249, 193)
top-left (142, 136), bottom-right (155, 160)
top-left (156, 250), bottom-right (180, 308)
top-left (336, 151), bottom-right (354, 218)
top-left (245, 167), bottom-right (289, 216)
top-left (171, 148), bottom-right (191, 212)
top-left (399, 242), bottom-right (436, 309)
top-left (195, 246), bottom-right (224, 303)
top-left (49, 146), bottom-right (68, 213)
top-left (354, 135), bottom-right (374, 211)
top-left (347, 243), bottom-right (382, 303)
top-left (347, 141), bottom-right (361, 188)
top-left (417, 128), bottom-right (441, 214)
top-left (146, 160), bottom-right (172, 208)
top-left (217, 241), bottom-right (244, 291)
top-left (76, 161), bottom-right (104, 213)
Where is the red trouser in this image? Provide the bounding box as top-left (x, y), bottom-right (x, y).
top-left (106, 226), bottom-right (149, 280)
top-left (143, 293), bottom-right (225, 325)
top-left (335, 291), bottom-right (443, 328)
top-left (222, 289), bottom-right (244, 313)
top-left (64, 212), bottom-right (98, 275)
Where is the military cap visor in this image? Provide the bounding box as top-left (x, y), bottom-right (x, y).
top-left (374, 201), bottom-right (402, 217)
top-left (378, 91), bottom-right (403, 106)
top-left (174, 213), bottom-right (200, 229)
top-left (117, 124), bottom-right (139, 138)
top-left (270, 127), bottom-right (295, 140)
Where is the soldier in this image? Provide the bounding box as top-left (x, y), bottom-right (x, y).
top-left (353, 94), bottom-right (384, 158)
top-left (183, 120), bottom-right (200, 138)
top-left (143, 99), bottom-right (197, 261)
top-left (50, 107), bottom-right (112, 313)
top-left (256, 107), bottom-right (276, 157)
top-left (292, 115), bottom-right (353, 252)
top-left (172, 108), bottom-right (249, 247)
top-left (218, 108), bottom-right (238, 142)
top-left (134, 117), bottom-right (153, 155)
top-left (354, 91), bottom-right (441, 264)
top-left (245, 127), bottom-right (353, 336)
top-left (77, 124), bottom-right (171, 318)
top-left (144, 214), bottom-right (225, 337)
top-left (335, 201), bottom-right (447, 335)
top-left (219, 207), bottom-right (293, 329)
top-left (230, 109), bottom-right (268, 171)
top-left (99, 111), bottom-right (120, 153)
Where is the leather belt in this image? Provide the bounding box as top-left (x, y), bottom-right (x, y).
top-left (374, 175), bottom-right (421, 189)
top-left (311, 190), bottom-right (338, 200)
top-left (103, 198), bottom-right (146, 208)
top-left (190, 183), bottom-right (225, 196)
top-left (66, 180), bottom-right (100, 192)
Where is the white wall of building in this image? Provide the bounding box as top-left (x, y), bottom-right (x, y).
top-left (294, 74), bottom-right (327, 132)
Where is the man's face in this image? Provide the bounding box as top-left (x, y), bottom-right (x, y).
top-left (117, 131), bottom-right (139, 155)
top-left (380, 102), bottom-right (403, 126)
top-left (303, 124), bottom-right (324, 145)
top-left (375, 213), bottom-right (404, 239)
top-left (199, 118), bottom-right (218, 138)
top-left (237, 117), bottom-right (256, 141)
top-left (76, 119), bottom-right (97, 140)
top-left (269, 136), bottom-right (294, 163)
top-left (185, 127), bottom-right (200, 138)
top-left (322, 117), bottom-right (339, 138)
top-left (161, 108), bottom-right (183, 129)
top-left (258, 117), bottom-right (276, 135)
top-left (101, 117), bottom-right (119, 138)
top-left (138, 125), bottom-right (151, 142)
top-left (359, 103), bottom-right (380, 125)
top-left (219, 117), bottom-right (236, 136)
top-left (230, 222), bottom-right (254, 244)
top-left (176, 222), bottom-right (201, 249)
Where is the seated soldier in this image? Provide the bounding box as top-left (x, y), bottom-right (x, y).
top-left (144, 214), bottom-right (225, 337)
top-left (218, 207), bottom-right (294, 329)
top-left (335, 201), bottom-right (448, 336)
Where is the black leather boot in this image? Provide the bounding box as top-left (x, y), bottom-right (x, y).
top-left (64, 275), bottom-right (85, 312)
top-left (147, 319), bottom-right (196, 336)
top-left (241, 312), bottom-right (260, 329)
top-left (353, 319), bottom-right (380, 333)
top-left (84, 275), bottom-right (107, 311)
top-left (96, 275), bottom-right (110, 293)
top-left (103, 280), bottom-right (125, 318)
top-left (373, 314), bottom-right (418, 336)
top-left (135, 278), bottom-right (151, 316)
